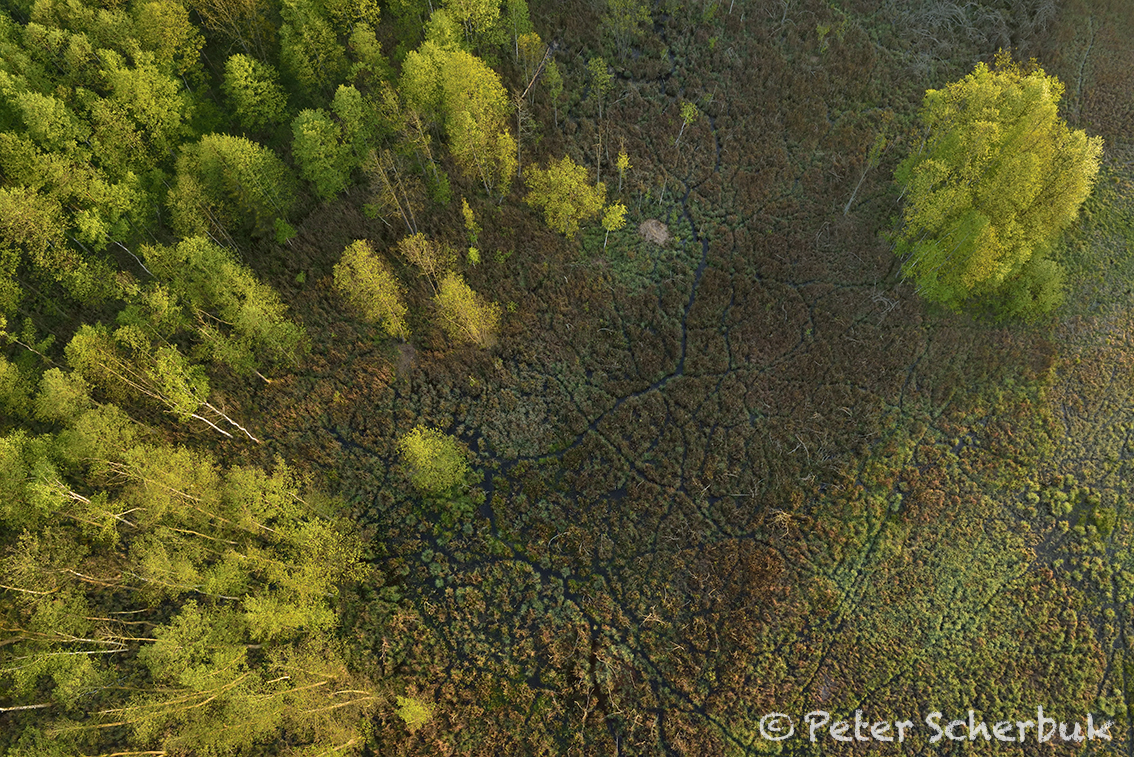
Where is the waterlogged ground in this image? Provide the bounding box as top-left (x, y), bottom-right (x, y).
top-left (243, 1), bottom-right (1134, 754)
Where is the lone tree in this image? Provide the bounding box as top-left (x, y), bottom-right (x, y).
top-left (525, 155), bottom-right (607, 237)
top-left (398, 425), bottom-right (469, 493)
top-left (435, 272), bottom-right (501, 348)
top-left (334, 240), bottom-right (410, 340)
top-left (894, 52), bottom-right (1102, 319)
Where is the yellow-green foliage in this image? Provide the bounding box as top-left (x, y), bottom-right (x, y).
top-left (602, 202), bottom-right (626, 248)
top-left (167, 133), bottom-right (296, 241)
top-left (524, 155), bottom-right (606, 237)
top-left (444, 0), bottom-right (499, 38)
top-left (400, 42), bottom-right (516, 194)
top-left (0, 355), bottom-right (27, 419)
top-left (894, 52), bottom-right (1103, 315)
top-left (397, 425), bottom-right (469, 493)
top-left (334, 239), bottom-right (410, 339)
top-left (461, 196), bottom-right (480, 246)
top-left (616, 146), bottom-right (630, 191)
top-left (397, 232), bottom-right (456, 291)
top-left (396, 695), bottom-right (434, 732)
top-left (435, 272), bottom-right (501, 347)
top-left (680, 100), bottom-right (698, 126)
top-left (222, 54), bottom-right (288, 131)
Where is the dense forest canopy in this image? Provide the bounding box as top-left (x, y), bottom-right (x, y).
top-left (2, 0), bottom-right (1134, 754)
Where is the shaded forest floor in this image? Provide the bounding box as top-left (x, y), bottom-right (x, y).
top-left (228, 0), bottom-right (1134, 753)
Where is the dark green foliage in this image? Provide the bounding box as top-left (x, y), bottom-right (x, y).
top-left (168, 133), bottom-right (296, 242)
top-left (989, 249), bottom-right (1066, 321)
top-left (292, 108), bottom-right (352, 199)
top-left (331, 84), bottom-right (377, 159)
top-left (278, 0), bottom-right (348, 102)
top-left (346, 21), bottom-right (393, 87)
top-left (223, 53), bottom-right (289, 132)
top-left (133, 235), bottom-right (307, 372)
top-left (183, 0), bottom-right (276, 60)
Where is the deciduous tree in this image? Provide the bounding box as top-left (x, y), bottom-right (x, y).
top-left (223, 53), bottom-right (289, 132)
top-left (602, 201), bottom-right (626, 248)
top-left (605, 0), bottom-right (650, 60)
top-left (397, 424), bottom-right (469, 493)
top-left (347, 22), bottom-right (392, 88)
top-left (444, 0), bottom-right (500, 41)
top-left (136, 235), bottom-right (307, 373)
top-left (587, 57), bottom-right (613, 181)
top-left (279, 0), bottom-right (349, 101)
top-left (397, 232), bottom-right (455, 292)
top-left (184, 0), bottom-right (276, 59)
top-left (616, 144), bottom-right (630, 193)
top-left (362, 147), bottom-right (425, 235)
top-left (524, 155), bottom-right (606, 237)
top-left (332, 84), bottom-right (378, 160)
top-left (544, 58), bottom-right (563, 127)
top-left (134, 0), bottom-right (205, 77)
top-left (504, 0), bottom-right (533, 60)
top-left (65, 323), bottom-right (259, 441)
top-left (0, 186), bottom-right (67, 314)
top-left (334, 239), bottom-right (410, 339)
top-left (168, 133), bottom-right (296, 242)
top-left (441, 48), bottom-right (516, 194)
top-left (100, 51), bottom-right (191, 162)
top-left (292, 108), bottom-right (353, 199)
top-left (676, 100), bottom-right (697, 145)
top-left (0, 406), bottom-right (375, 755)
top-left (401, 42), bottom-right (516, 195)
top-left (894, 52), bottom-right (1102, 317)
top-left (434, 271), bottom-right (500, 347)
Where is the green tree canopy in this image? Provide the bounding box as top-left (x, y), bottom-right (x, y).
top-left (334, 239), bottom-right (410, 339)
top-left (167, 133), bottom-right (296, 242)
top-left (605, 0), bottom-right (650, 60)
top-left (894, 53), bottom-right (1103, 317)
top-left (65, 323), bottom-right (260, 441)
top-left (524, 154), bottom-right (606, 237)
top-left (279, 0), bottom-right (349, 101)
top-left (0, 394), bottom-right (374, 755)
top-left (131, 235), bottom-right (307, 373)
top-left (401, 41), bottom-right (515, 194)
top-left (184, 0), bottom-right (276, 60)
top-left (435, 271), bottom-right (499, 347)
top-left (292, 108), bottom-right (353, 199)
top-left (397, 424), bottom-right (469, 493)
top-left (397, 232), bottom-right (455, 292)
top-left (602, 201), bottom-right (626, 248)
top-left (134, 0), bottom-right (206, 77)
top-left (100, 50), bottom-right (191, 162)
top-left (223, 53), bottom-right (289, 132)
top-left (443, 0), bottom-right (499, 40)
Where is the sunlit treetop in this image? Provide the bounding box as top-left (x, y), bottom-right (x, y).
top-left (894, 51), bottom-right (1103, 317)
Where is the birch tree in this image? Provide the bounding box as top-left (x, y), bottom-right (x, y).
top-left (894, 52), bottom-right (1102, 317)
top-left (334, 239), bottom-right (410, 339)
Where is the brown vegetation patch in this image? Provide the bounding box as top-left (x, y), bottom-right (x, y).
top-left (638, 219), bottom-right (669, 245)
top-left (396, 342), bottom-right (416, 375)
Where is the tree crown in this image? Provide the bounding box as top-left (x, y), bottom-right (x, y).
top-left (894, 53), bottom-right (1102, 318)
